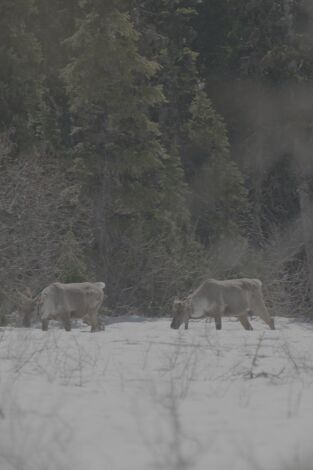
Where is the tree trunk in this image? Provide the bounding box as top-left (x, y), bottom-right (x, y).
top-left (94, 158), bottom-right (111, 281)
top-left (295, 135), bottom-right (313, 304)
top-left (250, 85), bottom-right (266, 247)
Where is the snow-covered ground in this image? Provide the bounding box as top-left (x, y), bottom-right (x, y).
top-left (1, 316), bottom-right (313, 470)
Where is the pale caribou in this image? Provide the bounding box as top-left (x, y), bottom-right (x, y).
top-left (39, 282), bottom-right (106, 331)
top-left (18, 282), bottom-right (106, 332)
top-left (171, 278), bottom-right (275, 331)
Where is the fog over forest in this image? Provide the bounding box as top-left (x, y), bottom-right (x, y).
top-left (1, 0), bottom-right (313, 319)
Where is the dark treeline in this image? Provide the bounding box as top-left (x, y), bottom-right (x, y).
top-left (1, 0), bottom-right (313, 318)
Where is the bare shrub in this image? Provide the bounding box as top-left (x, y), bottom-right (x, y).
top-left (138, 335), bottom-right (202, 469)
top-left (0, 149), bottom-right (94, 314)
top-left (0, 390), bottom-right (72, 470)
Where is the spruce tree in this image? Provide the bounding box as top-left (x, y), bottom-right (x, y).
top-left (62, 0), bottom-right (196, 312)
top-left (185, 89), bottom-right (249, 246)
top-left (0, 0), bottom-right (43, 141)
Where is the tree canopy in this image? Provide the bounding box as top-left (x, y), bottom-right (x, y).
top-left (1, 0), bottom-right (313, 319)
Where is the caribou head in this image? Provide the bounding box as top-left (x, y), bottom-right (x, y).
top-left (170, 297), bottom-right (192, 330)
top-left (15, 288), bottom-right (39, 327)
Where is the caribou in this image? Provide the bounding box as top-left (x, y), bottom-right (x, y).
top-left (171, 278), bottom-right (275, 331)
top-left (18, 282), bottom-right (106, 332)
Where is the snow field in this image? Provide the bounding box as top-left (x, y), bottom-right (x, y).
top-left (0, 317), bottom-right (313, 470)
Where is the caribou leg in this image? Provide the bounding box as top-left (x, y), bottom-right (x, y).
top-left (214, 312), bottom-right (222, 330)
top-left (251, 295), bottom-right (275, 330)
top-left (42, 318), bottom-right (49, 331)
top-left (22, 311), bottom-right (32, 328)
top-left (89, 311), bottom-right (100, 332)
top-left (238, 313), bottom-right (253, 330)
top-left (61, 311), bottom-right (71, 331)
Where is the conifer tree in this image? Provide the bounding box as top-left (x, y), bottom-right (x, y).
top-left (0, 0), bottom-right (43, 140)
top-left (131, 1), bottom-right (249, 252)
top-left (62, 0), bottom-right (196, 311)
top-left (131, 0), bottom-right (199, 145)
top-left (185, 89), bottom-right (249, 246)
top-left (34, 0), bottom-right (79, 148)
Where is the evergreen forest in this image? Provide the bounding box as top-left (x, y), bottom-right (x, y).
top-left (1, 0), bottom-right (313, 319)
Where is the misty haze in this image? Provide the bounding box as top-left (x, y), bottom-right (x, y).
top-left (1, 1), bottom-right (313, 469)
